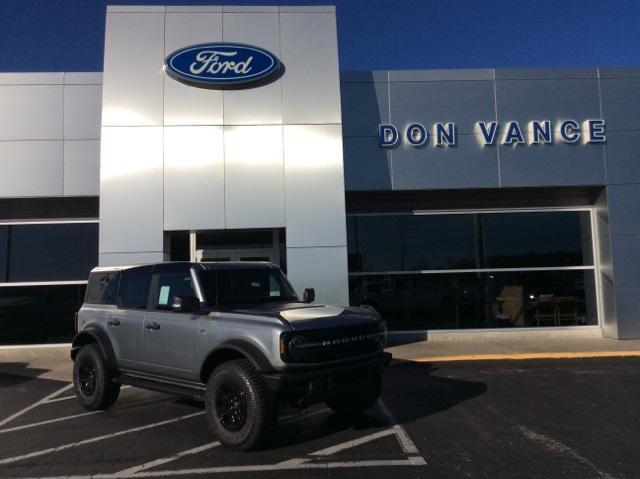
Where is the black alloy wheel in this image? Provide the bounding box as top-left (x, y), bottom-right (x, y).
top-left (78, 360), bottom-right (97, 396)
top-left (73, 343), bottom-right (121, 411)
top-left (205, 359), bottom-right (277, 450)
top-left (215, 382), bottom-right (248, 431)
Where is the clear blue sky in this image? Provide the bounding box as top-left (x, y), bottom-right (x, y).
top-left (0, 0), bottom-right (639, 72)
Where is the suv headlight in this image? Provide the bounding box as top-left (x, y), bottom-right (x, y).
top-left (376, 321), bottom-right (388, 348)
top-left (288, 335), bottom-right (307, 359)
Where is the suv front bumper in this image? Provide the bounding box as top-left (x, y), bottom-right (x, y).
top-left (262, 352), bottom-right (391, 402)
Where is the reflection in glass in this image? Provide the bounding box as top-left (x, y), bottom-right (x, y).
top-left (348, 214), bottom-right (477, 272)
top-left (7, 223), bottom-right (98, 282)
top-left (0, 226), bottom-right (8, 282)
top-left (481, 211), bottom-right (593, 268)
top-left (0, 284), bottom-right (85, 344)
top-left (350, 270), bottom-right (597, 331)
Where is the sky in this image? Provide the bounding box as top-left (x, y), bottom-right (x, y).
top-left (0, 0), bottom-right (639, 72)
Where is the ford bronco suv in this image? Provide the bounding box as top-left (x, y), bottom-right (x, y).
top-left (71, 262), bottom-right (390, 450)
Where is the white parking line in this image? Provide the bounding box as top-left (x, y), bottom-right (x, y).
top-left (0, 410), bottom-right (103, 434)
top-left (16, 458), bottom-right (426, 479)
top-left (309, 428), bottom-right (395, 456)
top-left (0, 411), bottom-right (205, 466)
top-left (377, 399), bottom-right (419, 454)
top-left (0, 383), bottom-right (73, 429)
top-left (115, 442), bottom-right (221, 477)
top-left (43, 386), bottom-right (132, 404)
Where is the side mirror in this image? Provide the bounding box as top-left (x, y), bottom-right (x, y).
top-left (172, 295), bottom-right (200, 314)
top-left (302, 288), bottom-right (315, 304)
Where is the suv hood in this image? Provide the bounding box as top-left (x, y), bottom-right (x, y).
top-left (229, 303), bottom-right (379, 331)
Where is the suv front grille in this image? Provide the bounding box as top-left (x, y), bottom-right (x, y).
top-left (284, 322), bottom-right (382, 363)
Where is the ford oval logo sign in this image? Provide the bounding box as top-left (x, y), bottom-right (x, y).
top-left (164, 43), bottom-right (284, 89)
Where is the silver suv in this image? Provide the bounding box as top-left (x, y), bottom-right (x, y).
top-left (71, 262), bottom-right (390, 450)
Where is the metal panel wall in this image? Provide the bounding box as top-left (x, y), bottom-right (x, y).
top-left (340, 66), bottom-right (640, 337)
top-left (283, 124), bottom-right (347, 247)
top-left (223, 12), bottom-right (282, 126)
top-left (280, 11), bottom-right (342, 124)
top-left (163, 126), bottom-right (225, 231)
top-left (100, 6), bottom-right (347, 305)
top-left (224, 125), bottom-right (285, 229)
top-left (102, 11), bottom-right (165, 127)
top-left (100, 126), bottom-right (164, 257)
top-left (164, 11), bottom-right (223, 126)
top-left (64, 140), bottom-right (100, 196)
top-left (0, 141), bottom-right (63, 197)
top-left (0, 72), bottom-right (101, 199)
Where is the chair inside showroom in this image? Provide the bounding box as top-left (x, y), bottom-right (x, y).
top-left (498, 285), bottom-right (525, 326)
top-left (533, 294), bottom-right (557, 327)
top-left (556, 296), bottom-right (579, 326)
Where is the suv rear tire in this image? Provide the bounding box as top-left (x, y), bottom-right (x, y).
top-left (73, 344), bottom-right (121, 411)
top-left (205, 359), bottom-right (276, 451)
top-left (326, 375), bottom-right (381, 416)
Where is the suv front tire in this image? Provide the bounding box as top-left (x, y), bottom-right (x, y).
top-left (205, 359), bottom-right (276, 451)
top-left (73, 344), bottom-right (121, 410)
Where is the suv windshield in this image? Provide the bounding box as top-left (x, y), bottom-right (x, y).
top-left (199, 268), bottom-right (298, 306)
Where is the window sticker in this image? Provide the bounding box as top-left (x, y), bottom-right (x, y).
top-left (158, 285), bottom-right (171, 305)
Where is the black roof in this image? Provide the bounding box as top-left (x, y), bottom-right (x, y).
top-left (93, 261), bottom-right (278, 275)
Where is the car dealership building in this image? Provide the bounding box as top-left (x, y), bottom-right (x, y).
top-left (1, 5), bottom-right (640, 343)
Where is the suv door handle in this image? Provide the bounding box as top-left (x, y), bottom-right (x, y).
top-left (145, 322), bottom-right (160, 331)
top-left (107, 318), bottom-right (120, 326)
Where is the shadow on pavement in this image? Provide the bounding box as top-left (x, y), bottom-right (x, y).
top-left (381, 360), bottom-right (487, 425)
top-left (0, 363), bottom-right (51, 388)
top-left (264, 359), bottom-right (487, 450)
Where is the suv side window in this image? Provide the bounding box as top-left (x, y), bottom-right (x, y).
top-left (152, 272), bottom-right (196, 311)
top-left (85, 272), bottom-right (119, 304)
top-left (117, 271), bottom-right (151, 309)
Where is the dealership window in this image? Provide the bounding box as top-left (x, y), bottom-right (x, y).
top-left (348, 210), bottom-right (597, 331)
top-left (0, 221), bottom-right (98, 344)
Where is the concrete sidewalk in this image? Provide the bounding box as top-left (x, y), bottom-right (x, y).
top-left (388, 327), bottom-right (640, 361)
top-left (2, 328), bottom-right (640, 382)
top-left (0, 344), bottom-right (73, 381)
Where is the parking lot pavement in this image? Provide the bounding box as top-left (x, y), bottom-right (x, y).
top-left (1, 358), bottom-right (639, 479)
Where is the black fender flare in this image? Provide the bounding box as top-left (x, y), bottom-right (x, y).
top-left (70, 327), bottom-right (118, 369)
top-left (205, 340), bottom-right (273, 374)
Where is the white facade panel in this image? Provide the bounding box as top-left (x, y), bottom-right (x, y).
top-left (286, 246), bottom-right (349, 306)
top-left (164, 13), bottom-right (223, 126)
top-left (0, 73), bottom-right (63, 85)
top-left (222, 12), bottom-right (282, 125)
top-left (100, 251), bottom-right (165, 266)
top-left (284, 124), bottom-right (347, 247)
top-left (99, 6), bottom-right (347, 304)
top-left (64, 72), bottom-right (103, 85)
top-left (102, 12), bottom-right (165, 126)
top-left (64, 140), bottom-right (100, 196)
top-left (0, 141), bottom-right (63, 197)
top-left (280, 12), bottom-right (342, 124)
top-left (64, 84), bottom-right (102, 140)
top-left (166, 6), bottom-right (222, 13)
top-left (224, 125), bottom-right (285, 229)
top-left (99, 127), bottom-right (164, 254)
top-left (0, 85), bottom-right (63, 140)
top-left (163, 126), bottom-right (225, 231)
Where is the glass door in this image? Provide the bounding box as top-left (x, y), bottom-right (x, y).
top-left (195, 248), bottom-right (275, 262)
top-left (190, 228), bottom-right (283, 267)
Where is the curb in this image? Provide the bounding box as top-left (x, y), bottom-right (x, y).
top-left (408, 351), bottom-right (640, 362)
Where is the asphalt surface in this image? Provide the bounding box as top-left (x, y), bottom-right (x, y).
top-left (0, 357), bottom-right (639, 478)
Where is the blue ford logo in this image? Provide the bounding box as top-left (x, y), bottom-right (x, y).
top-left (164, 43), bottom-right (284, 89)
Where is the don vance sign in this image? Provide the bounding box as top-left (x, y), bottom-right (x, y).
top-left (379, 119), bottom-right (606, 147)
